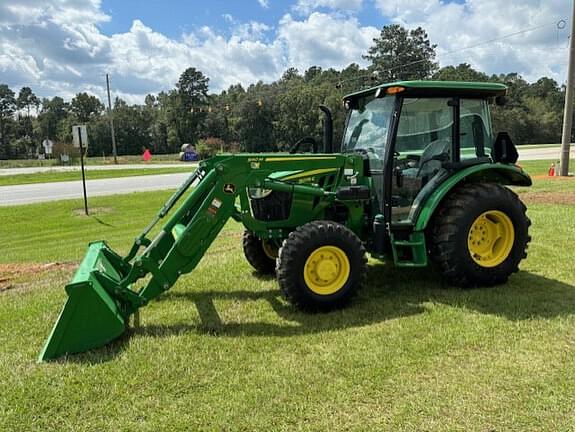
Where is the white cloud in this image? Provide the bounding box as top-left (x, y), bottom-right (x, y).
top-left (278, 12), bottom-right (377, 70)
top-left (258, 0), bottom-right (270, 9)
top-left (0, 0), bottom-right (112, 100)
top-left (0, 1), bottom-right (377, 103)
top-left (374, 0), bottom-right (571, 84)
top-left (0, 0), bottom-right (569, 105)
top-left (294, 0), bottom-right (363, 14)
top-left (109, 20), bottom-right (284, 98)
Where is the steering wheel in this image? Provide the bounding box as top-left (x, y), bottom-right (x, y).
top-left (417, 152), bottom-right (449, 177)
top-left (290, 137), bottom-right (318, 154)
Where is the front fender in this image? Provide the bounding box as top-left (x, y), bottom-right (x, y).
top-left (414, 163), bottom-right (531, 231)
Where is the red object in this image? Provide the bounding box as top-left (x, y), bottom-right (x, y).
top-left (548, 163), bottom-right (555, 177)
top-left (142, 149), bottom-right (152, 162)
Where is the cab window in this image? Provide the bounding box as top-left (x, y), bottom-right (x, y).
top-left (460, 99), bottom-right (492, 160)
top-left (391, 97), bottom-right (453, 223)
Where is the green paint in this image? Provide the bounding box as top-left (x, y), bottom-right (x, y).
top-left (414, 163), bottom-right (531, 232)
top-left (39, 152), bottom-right (369, 360)
top-left (345, 80), bottom-right (507, 100)
top-left (40, 81), bottom-right (533, 361)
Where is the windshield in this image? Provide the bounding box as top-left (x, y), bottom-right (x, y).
top-left (343, 95), bottom-right (395, 153)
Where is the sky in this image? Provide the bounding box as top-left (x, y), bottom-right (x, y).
top-left (0, 0), bottom-right (571, 104)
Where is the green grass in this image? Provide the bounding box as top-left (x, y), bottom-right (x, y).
top-left (0, 153), bottom-right (182, 168)
top-left (0, 159), bottom-right (560, 188)
top-left (517, 143), bottom-right (562, 149)
top-left (0, 144), bottom-right (568, 169)
top-left (517, 159), bottom-right (553, 176)
top-left (0, 167), bottom-right (192, 187)
top-left (0, 174), bottom-right (574, 430)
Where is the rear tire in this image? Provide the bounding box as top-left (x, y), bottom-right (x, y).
top-left (277, 220), bottom-right (367, 311)
top-left (243, 231), bottom-right (277, 275)
top-left (429, 183), bottom-right (530, 287)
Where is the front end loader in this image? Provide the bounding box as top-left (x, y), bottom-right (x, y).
top-left (40, 81), bottom-right (532, 361)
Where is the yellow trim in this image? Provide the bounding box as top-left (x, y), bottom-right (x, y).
top-left (304, 245), bottom-right (350, 295)
top-left (281, 168), bottom-right (338, 181)
top-left (467, 210), bottom-right (515, 268)
top-left (264, 156), bottom-right (337, 162)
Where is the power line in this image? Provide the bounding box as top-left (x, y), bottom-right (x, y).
top-left (337, 19), bottom-right (568, 88)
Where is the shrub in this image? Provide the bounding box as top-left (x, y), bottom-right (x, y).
top-left (196, 137), bottom-right (225, 159)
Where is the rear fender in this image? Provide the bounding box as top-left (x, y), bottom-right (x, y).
top-left (414, 163), bottom-right (531, 231)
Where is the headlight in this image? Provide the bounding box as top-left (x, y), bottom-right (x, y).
top-left (248, 188), bottom-right (273, 199)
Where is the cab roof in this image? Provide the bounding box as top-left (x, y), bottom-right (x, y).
top-left (344, 80), bottom-right (507, 100)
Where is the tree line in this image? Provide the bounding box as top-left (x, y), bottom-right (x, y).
top-left (0, 24), bottom-right (568, 160)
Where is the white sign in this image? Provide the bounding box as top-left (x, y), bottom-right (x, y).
top-left (42, 139), bottom-right (54, 155)
top-left (72, 125), bottom-right (89, 148)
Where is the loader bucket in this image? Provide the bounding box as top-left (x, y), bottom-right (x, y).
top-left (39, 241), bottom-right (129, 362)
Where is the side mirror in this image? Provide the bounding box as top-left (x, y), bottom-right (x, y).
top-left (492, 132), bottom-right (518, 164)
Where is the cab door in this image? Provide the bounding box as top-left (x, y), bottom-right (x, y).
top-left (389, 97), bottom-right (455, 225)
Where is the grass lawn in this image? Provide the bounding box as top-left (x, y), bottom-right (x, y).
top-left (0, 144), bottom-right (567, 169)
top-left (0, 167), bottom-right (192, 187)
top-left (0, 160), bottom-right (556, 188)
top-left (0, 154), bottom-right (182, 168)
top-left (517, 143), bottom-right (562, 150)
top-left (518, 159), bottom-right (552, 176)
top-left (0, 164), bottom-right (574, 430)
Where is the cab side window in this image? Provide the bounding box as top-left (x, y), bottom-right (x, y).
top-left (391, 97), bottom-right (453, 223)
top-left (460, 99), bottom-right (492, 160)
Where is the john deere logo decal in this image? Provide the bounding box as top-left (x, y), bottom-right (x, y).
top-left (223, 183), bottom-right (236, 194)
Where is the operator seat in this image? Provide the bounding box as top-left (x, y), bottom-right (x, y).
top-left (417, 137), bottom-right (451, 179)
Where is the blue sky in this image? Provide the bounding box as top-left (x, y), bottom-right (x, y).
top-left (100, 1), bottom-right (286, 38)
top-left (0, 0), bottom-right (570, 103)
top-left (99, 1), bottom-right (388, 39)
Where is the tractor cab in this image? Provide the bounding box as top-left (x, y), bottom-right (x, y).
top-left (342, 81), bottom-right (512, 228)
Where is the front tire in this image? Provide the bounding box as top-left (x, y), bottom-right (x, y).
top-left (277, 221), bottom-right (367, 311)
top-left (430, 183), bottom-right (531, 287)
top-left (243, 231), bottom-right (278, 275)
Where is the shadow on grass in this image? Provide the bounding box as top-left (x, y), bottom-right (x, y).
top-left (92, 216), bottom-right (114, 227)
top-left (65, 264), bottom-right (575, 363)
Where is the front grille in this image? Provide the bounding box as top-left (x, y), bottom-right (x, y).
top-left (250, 191), bottom-right (292, 221)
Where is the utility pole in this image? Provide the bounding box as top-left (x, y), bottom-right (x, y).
top-left (560, 1), bottom-right (575, 176)
top-left (106, 73), bottom-right (118, 164)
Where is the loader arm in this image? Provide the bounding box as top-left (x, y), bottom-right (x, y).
top-left (39, 153), bottom-right (358, 361)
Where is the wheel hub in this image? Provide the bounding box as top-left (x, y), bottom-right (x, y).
top-left (467, 210), bottom-right (515, 267)
top-left (261, 240), bottom-right (278, 259)
top-left (304, 246), bottom-right (350, 295)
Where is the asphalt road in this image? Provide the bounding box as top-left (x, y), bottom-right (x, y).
top-left (0, 172), bottom-right (190, 206)
top-left (517, 146), bottom-right (575, 161)
top-left (0, 147), bottom-right (573, 206)
top-left (0, 163), bottom-right (191, 176)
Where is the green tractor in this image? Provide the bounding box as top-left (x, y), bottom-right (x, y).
top-left (40, 81), bottom-right (531, 361)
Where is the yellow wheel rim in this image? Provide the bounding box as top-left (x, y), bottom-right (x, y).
top-left (261, 240), bottom-right (278, 259)
top-left (304, 246), bottom-right (350, 295)
top-left (467, 210), bottom-right (515, 268)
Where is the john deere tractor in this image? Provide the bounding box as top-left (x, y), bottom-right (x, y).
top-left (40, 81), bottom-right (531, 361)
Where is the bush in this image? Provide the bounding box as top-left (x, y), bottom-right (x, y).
top-left (196, 137), bottom-right (225, 159)
top-left (52, 142), bottom-right (80, 164)
top-left (227, 141), bottom-right (240, 153)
